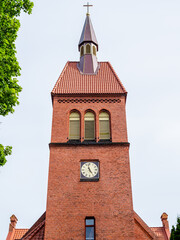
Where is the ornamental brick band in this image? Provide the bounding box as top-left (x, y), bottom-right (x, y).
top-left (58, 98), bottom-right (121, 103)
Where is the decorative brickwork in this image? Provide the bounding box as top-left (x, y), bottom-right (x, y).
top-left (58, 98), bottom-right (121, 104)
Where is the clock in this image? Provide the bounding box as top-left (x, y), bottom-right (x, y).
top-left (80, 161), bottom-right (99, 181)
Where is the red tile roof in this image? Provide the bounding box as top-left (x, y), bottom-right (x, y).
top-left (10, 229), bottom-right (28, 240)
top-left (134, 211), bottom-right (169, 240)
top-left (151, 227), bottom-right (169, 240)
top-left (52, 62), bottom-right (127, 95)
top-left (8, 211), bottom-right (169, 240)
top-left (21, 212), bottom-right (45, 240)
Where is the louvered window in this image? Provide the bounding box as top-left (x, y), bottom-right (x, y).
top-left (99, 112), bottom-right (110, 140)
top-left (86, 44), bottom-right (91, 54)
top-left (84, 112), bottom-right (95, 140)
top-left (69, 112), bottom-right (80, 140)
top-left (80, 46), bottom-right (84, 57)
top-left (93, 46), bottom-right (96, 56)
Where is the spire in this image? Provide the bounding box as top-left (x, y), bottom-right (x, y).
top-left (78, 14), bottom-right (98, 51)
top-left (78, 10), bottom-right (99, 74)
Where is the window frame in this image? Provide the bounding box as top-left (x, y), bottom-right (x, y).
top-left (99, 110), bottom-right (111, 141)
top-left (86, 44), bottom-right (91, 54)
top-left (93, 46), bottom-right (96, 56)
top-left (69, 111), bottom-right (81, 141)
top-left (85, 217), bottom-right (95, 240)
top-left (84, 111), bottom-right (96, 141)
top-left (80, 45), bottom-right (84, 57)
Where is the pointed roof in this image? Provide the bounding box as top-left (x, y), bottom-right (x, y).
top-left (79, 14), bottom-right (98, 50)
top-left (52, 62), bottom-right (127, 96)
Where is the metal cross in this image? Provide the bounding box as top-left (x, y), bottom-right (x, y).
top-left (83, 2), bottom-right (93, 15)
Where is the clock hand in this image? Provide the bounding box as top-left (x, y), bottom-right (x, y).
top-left (88, 167), bottom-right (92, 174)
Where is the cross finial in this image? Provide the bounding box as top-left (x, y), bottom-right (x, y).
top-left (83, 2), bottom-right (93, 16)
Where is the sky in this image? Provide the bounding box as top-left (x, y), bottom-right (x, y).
top-left (1, 0), bottom-right (180, 239)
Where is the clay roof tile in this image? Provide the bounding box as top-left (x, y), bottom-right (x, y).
top-left (52, 62), bottom-right (127, 95)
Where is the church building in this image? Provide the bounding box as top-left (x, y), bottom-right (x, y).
top-left (6, 6), bottom-right (170, 240)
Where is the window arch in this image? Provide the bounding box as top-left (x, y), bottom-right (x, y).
top-left (93, 46), bottom-right (96, 56)
top-left (80, 46), bottom-right (84, 57)
top-left (69, 112), bottom-right (80, 140)
top-left (84, 111), bottom-right (95, 140)
top-left (86, 44), bottom-right (91, 54)
top-left (99, 111), bottom-right (110, 140)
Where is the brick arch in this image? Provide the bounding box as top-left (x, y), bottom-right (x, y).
top-left (99, 108), bottom-right (111, 116)
top-left (68, 109), bottom-right (81, 141)
top-left (84, 108), bottom-right (96, 116)
top-left (69, 109), bottom-right (81, 115)
top-left (68, 109), bottom-right (81, 123)
top-left (98, 109), bottom-right (111, 141)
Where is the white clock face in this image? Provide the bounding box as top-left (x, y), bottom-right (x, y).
top-left (81, 162), bottom-right (98, 178)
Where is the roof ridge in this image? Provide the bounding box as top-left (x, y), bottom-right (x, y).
top-left (22, 220), bottom-right (45, 240)
top-left (16, 228), bottom-right (29, 230)
top-left (151, 226), bottom-right (164, 229)
top-left (134, 211), bottom-right (156, 239)
top-left (107, 62), bottom-right (127, 93)
top-left (21, 212), bottom-right (46, 239)
top-left (84, 17), bottom-right (88, 42)
top-left (89, 17), bottom-right (92, 43)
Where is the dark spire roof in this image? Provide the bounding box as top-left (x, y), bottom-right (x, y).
top-left (79, 14), bottom-right (98, 50)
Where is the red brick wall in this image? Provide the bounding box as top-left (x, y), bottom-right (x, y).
top-left (51, 95), bottom-right (128, 143)
top-left (45, 145), bottom-right (134, 239)
top-left (44, 94), bottom-right (135, 239)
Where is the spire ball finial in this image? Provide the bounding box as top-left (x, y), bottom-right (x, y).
top-left (83, 2), bottom-right (93, 15)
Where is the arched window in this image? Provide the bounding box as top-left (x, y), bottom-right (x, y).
top-left (80, 46), bottom-right (84, 57)
top-left (93, 46), bottom-right (96, 56)
top-left (99, 112), bottom-right (110, 140)
top-left (86, 44), bottom-right (91, 54)
top-left (84, 112), bottom-right (95, 140)
top-left (69, 112), bottom-right (80, 140)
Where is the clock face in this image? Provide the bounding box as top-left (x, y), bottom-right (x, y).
top-left (81, 162), bottom-right (99, 180)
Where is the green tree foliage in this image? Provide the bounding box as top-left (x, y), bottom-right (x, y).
top-left (0, 144), bottom-right (12, 166)
top-left (170, 217), bottom-right (180, 240)
top-left (0, 0), bottom-right (34, 166)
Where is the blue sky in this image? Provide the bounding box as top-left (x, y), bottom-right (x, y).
top-left (1, 0), bottom-right (180, 238)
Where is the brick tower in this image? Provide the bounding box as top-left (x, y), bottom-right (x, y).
top-left (44, 11), bottom-right (135, 240)
top-left (6, 8), bottom-right (171, 240)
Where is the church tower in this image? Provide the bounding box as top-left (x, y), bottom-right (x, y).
top-left (44, 10), bottom-right (135, 240)
top-left (6, 5), bottom-right (171, 240)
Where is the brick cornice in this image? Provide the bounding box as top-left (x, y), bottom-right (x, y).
top-left (49, 142), bottom-right (130, 147)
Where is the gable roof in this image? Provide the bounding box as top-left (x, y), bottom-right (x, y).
top-left (151, 227), bottom-right (169, 240)
top-left (134, 211), bottom-right (170, 240)
top-left (134, 211), bottom-right (157, 239)
top-left (8, 211), bottom-right (169, 240)
top-left (6, 229), bottom-right (29, 240)
top-left (21, 212), bottom-right (45, 240)
top-left (52, 62), bottom-right (127, 96)
top-left (13, 229), bottom-right (29, 240)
